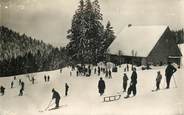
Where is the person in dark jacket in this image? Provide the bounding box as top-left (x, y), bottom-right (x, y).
top-left (11, 81), bottom-right (14, 88)
top-left (98, 67), bottom-right (100, 76)
top-left (44, 75), bottom-right (46, 82)
top-left (52, 88), bottom-right (61, 108)
top-left (21, 81), bottom-right (25, 90)
top-left (124, 68), bottom-right (137, 98)
top-left (19, 81), bottom-right (24, 96)
top-left (65, 83), bottom-right (69, 96)
top-left (98, 77), bottom-right (106, 96)
top-left (165, 62), bottom-right (177, 89)
top-left (156, 71), bottom-right (162, 90)
top-left (48, 76), bottom-right (50, 82)
top-left (105, 69), bottom-right (108, 78)
top-left (123, 73), bottom-right (129, 92)
top-left (19, 79), bottom-right (22, 85)
top-left (32, 77), bottom-right (35, 84)
top-left (94, 68), bottom-right (97, 74)
top-left (108, 70), bottom-right (112, 79)
top-left (0, 86), bottom-right (5, 96)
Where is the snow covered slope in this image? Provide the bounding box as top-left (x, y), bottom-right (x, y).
top-left (0, 66), bottom-right (184, 115)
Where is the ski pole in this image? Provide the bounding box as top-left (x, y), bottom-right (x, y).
top-left (173, 74), bottom-right (177, 88)
top-left (45, 99), bottom-right (53, 111)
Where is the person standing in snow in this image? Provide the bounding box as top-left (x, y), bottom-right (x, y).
top-left (44, 75), bottom-right (47, 82)
top-left (123, 73), bottom-right (129, 92)
top-left (94, 68), bottom-right (97, 74)
top-left (11, 81), bottom-right (14, 88)
top-left (52, 88), bottom-right (61, 108)
top-left (127, 64), bottom-right (129, 72)
top-left (165, 62), bottom-right (177, 89)
top-left (0, 86), bottom-right (5, 96)
top-left (48, 76), bottom-right (50, 82)
top-left (14, 76), bottom-right (16, 80)
top-left (19, 79), bottom-right (22, 85)
top-left (19, 81), bottom-right (24, 96)
top-left (155, 71), bottom-right (162, 90)
top-left (32, 77), bottom-right (35, 84)
top-left (105, 69), bottom-right (108, 78)
top-left (108, 70), bottom-right (112, 79)
top-left (65, 83), bottom-right (69, 96)
top-left (98, 67), bottom-right (100, 76)
top-left (124, 68), bottom-right (137, 98)
top-left (98, 77), bottom-right (106, 96)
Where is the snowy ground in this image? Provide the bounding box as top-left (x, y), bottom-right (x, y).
top-left (0, 65), bottom-right (184, 115)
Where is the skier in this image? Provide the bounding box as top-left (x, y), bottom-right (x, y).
top-left (89, 68), bottom-right (91, 76)
top-left (155, 71), bottom-right (162, 90)
top-left (65, 83), bottom-right (69, 96)
top-left (19, 87), bottom-right (23, 96)
top-left (124, 68), bottom-right (137, 98)
top-left (127, 64), bottom-right (129, 72)
top-left (123, 73), bottom-right (129, 92)
top-left (108, 70), bottom-right (112, 79)
top-left (105, 69), bottom-right (108, 78)
top-left (19, 79), bottom-right (22, 85)
top-left (32, 77), bottom-right (35, 84)
top-left (21, 81), bottom-right (25, 90)
top-left (11, 81), bottom-right (14, 88)
top-left (98, 77), bottom-right (106, 96)
top-left (98, 67), bottom-right (100, 76)
top-left (52, 88), bottom-right (61, 108)
top-left (14, 76), bottom-right (16, 80)
top-left (94, 68), bottom-right (96, 74)
top-left (76, 71), bottom-right (79, 77)
top-left (165, 62), bottom-right (177, 89)
top-left (44, 75), bottom-right (47, 82)
top-left (0, 86), bottom-right (5, 96)
top-left (48, 76), bottom-right (50, 82)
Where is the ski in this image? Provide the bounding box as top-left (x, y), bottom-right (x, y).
top-left (39, 105), bottom-right (67, 112)
top-left (49, 105), bottom-right (67, 111)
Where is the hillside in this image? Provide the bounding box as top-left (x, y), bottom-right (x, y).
top-left (0, 26), bottom-right (54, 61)
top-left (0, 26), bottom-right (68, 77)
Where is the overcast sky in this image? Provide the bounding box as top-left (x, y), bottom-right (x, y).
top-left (1, 0), bottom-right (184, 47)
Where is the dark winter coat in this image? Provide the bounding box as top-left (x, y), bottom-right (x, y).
top-left (123, 75), bottom-right (128, 83)
top-left (52, 91), bottom-right (61, 100)
top-left (0, 86), bottom-right (5, 93)
top-left (165, 64), bottom-right (177, 77)
top-left (130, 71), bottom-right (137, 85)
top-left (21, 82), bottom-right (24, 90)
top-left (65, 84), bottom-right (69, 91)
top-left (156, 74), bottom-right (162, 83)
top-left (98, 79), bottom-right (106, 93)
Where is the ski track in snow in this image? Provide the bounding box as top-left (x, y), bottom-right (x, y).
top-left (0, 65), bottom-right (184, 115)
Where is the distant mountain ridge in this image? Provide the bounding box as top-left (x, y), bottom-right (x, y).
top-left (0, 26), bottom-right (54, 61)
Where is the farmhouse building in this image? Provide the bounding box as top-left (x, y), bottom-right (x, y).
top-left (108, 25), bottom-right (182, 66)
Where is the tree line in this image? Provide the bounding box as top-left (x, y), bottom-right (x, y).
top-left (0, 26), bottom-right (68, 77)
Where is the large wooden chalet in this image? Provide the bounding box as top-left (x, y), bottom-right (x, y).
top-left (108, 25), bottom-right (182, 66)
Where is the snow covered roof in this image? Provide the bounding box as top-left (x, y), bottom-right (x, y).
top-left (108, 25), bottom-right (168, 57)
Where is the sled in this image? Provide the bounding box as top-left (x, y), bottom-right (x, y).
top-left (103, 94), bottom-right (121, 102)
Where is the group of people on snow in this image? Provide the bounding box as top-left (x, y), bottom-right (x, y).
top-left (0, 62), bottom-right (178, 109)
top-left (97, 62), bottom-right (177, 99)
top-left (44, 75), bottom-right (50, 82)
